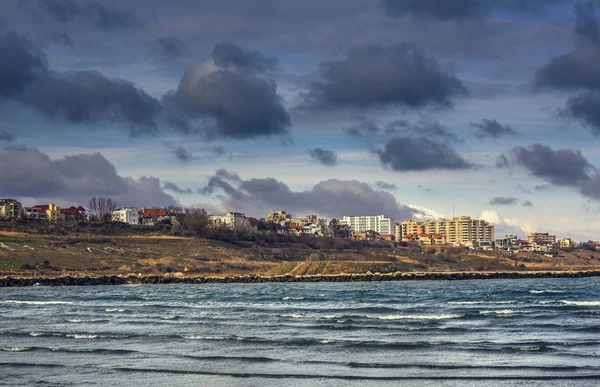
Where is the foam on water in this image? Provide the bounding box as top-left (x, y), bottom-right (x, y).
top-left (559, 300), bottom-right (600, 306)
top-left (369, 314), bottom-right (464, 320)
top-left (2, 300), bottom-right (74, 305)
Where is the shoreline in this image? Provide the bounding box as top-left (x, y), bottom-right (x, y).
top-left (2, 270), bottom-right (600, 287)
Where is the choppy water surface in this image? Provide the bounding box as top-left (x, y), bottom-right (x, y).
top-left (1, 277), bottom-right (599, 386)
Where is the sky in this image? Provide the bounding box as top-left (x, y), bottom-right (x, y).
top-left (2, 0), bottom-right (600, 241)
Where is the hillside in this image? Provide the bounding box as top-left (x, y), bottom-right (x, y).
top-left (2, 225), bottom-right (600, 278)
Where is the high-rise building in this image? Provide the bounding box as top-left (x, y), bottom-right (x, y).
top-left (404, 216), bottom-right (494, 246)
top-left (341, 215), bottom-right (396, 235)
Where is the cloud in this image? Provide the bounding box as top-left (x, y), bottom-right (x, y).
top-left (560, 91), bottom-right (600, 135)
top-left (382, 0), bottom-right (562, 22)
top-left (346, 116), bottom-right (460, 143)
top-left (479, 210), bottom-right (530, 239)
top-left (375, 181), bottom-right (397, 190)
top-left (0, 130), bottom-right (15, 142)
top-left (165, 43), bottom-right (290, 140)
top-left (499, 143), bottom-right (593, 186)
top-left (499, 143), bottom-right (600, 201)
top-left (155, 37), bottom-right (189, 58)
top-left (302, 43), bottom-right (466, 110)
top-left (308, 147), bottom-right (338, 166)
top-left (470, 118), bottom-right (518, 139)
top-left (574, 0), bottom-right (600, 45)
top-left (198, 170), bottom-right (418, 220)
top-left (407, 204), bottom-right (444, 220)
top-left (163, 181), bottom-right (193, 195)
top-left (214, 169), bottom-right (241, 181)
top-left (212, 146), bottom-right (232, 159)
top-left (376, 137), bottom-right (473, 171)
top-left (212, 42), bottom-right (277, 74)
top-left (162, 141), bottom-right (192, 162)
top-left (0, 146), bottom-right (177, 207)
top-left (0, 31), bottom-right (162, 135)
top-left (21, 0), bottom-right (139, 31)
top-left (522, 200), bottom-right (534, 207)
top-left (488, 196), bottom-right (519, 205)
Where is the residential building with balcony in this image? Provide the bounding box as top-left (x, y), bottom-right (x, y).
top-left (112, 207), bottom-right (140, 225)
top-left (0, 199), bottom-right (22, 219)
top-left (209, 212), bottom-right (245, 228)
top-left (342, 215), bottom-right (396, 236)
top-left (527, 233), bottom-right (556, 244)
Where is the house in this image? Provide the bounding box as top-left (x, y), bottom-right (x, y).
top-left (23, 207), bottom-right (41, 220)
top-left (288, 225), bottom-right (308, 237)
top-left (139, 208), bottom-right (172, 226)
top-left (209, 212), bottom-right (245, 229)
top-left (559, 238), bottom-right (573, 249)
top-left (112, 207), bottom-right (139, 225)
top-left (32, 204), bottom-right (62, 222)
top-left (267, 210), bottom-right (292, 224)
top-left (0, 199), bottom-right (22, 219)
top-left (60, 206), bottom-right (86, 222)
top-left (303, 222), bottom-right (322, 236)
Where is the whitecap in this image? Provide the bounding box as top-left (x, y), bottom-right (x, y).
top-left (1, 347), bottom-right (29, 351)
top-left (448, 301), bottom-right (515, 305)
top-left (2, 300), bottom-right (74, 305)
top-left (159, 315), bottom-right (178, 320)
top-left (559, 300), bottom-right (600, 306)
top-left (29, 332), bottom-right (43, 337)
top-left (480, 309), bottom-right (515, 316)
top-left (67, 334), bottom-right (97, 339)
top-left (369, 314), bottom-right (463, 320)
top-left (530, 290), bottom-right (564, 294)
top-left (105, 308), bottom-right (125, 312)
top-left (282, 297), bottom-right (305, 300)
top-left (319, 339), bottom-right (337, 344)
top-left (182, 335), bottom-right (240, 340)
top-left (280, 313), bottom-right (343, 319)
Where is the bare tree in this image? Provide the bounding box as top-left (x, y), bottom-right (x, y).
top-left (88, 196), bottom-right (117, 222)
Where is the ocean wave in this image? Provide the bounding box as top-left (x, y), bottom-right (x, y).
top-left (67, 319), bottom-right (109, 324)
top-left (280, 313), bottom-right (343, 319)
top-left (2, 300), bottom-right (74, 305)
top-left (182, 335), bottom-right (242, 341)
top-left (368, 314), bottom-right (463, 320)
top-left (66, 334), bottom-right (98, 339)
top-left (559, 300), bottom-right (600, 306)
top-left (447, 301), bottom-right (516, 305)
top-left (104, 308), bottom-right (126, 312)
top-left (282, 297), bottom-right (305, 300)
top-left (479, 309), bottom-right (515, 316)
top-left (1, 347), bottom-right (29, 351)
top-left (530, 290), bottom-right (564, 294)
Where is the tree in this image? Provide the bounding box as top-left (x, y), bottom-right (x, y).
top-left (88, 196), bottom-right (117, 222)
top-left (183, 207), bottom-right (211, 236)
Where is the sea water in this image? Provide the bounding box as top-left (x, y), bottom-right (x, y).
top-left (1, 277), bottom-right (599, 386)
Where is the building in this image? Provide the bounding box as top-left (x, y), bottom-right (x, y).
top-left (401, 219), bottom-right (423, 237)
top-left (267, 210), bottom-right (292, 224)
top-left (559, 238), bottom-right (573, 249)
top-left (0, 199), bottom-right (22, 219)
top-left (209, 212), bottom-right (245, 228)
top-left (420, 216), bottom-right (495, 246)
top-left (342, 215), bottom-right (396, 236)
top-left (139, 208), bottom-right (171, 226)
top-left (496, 235), bottom-right (519, 251)
top-left (33, 204), bottom-right (62, 222)
top-left (527, 233), bottom-right (556, 244)
top-left (303, 223), bottom-right (322, 236)
top-left (61, 206), bottom-right (86, 222)
top-left (112, 207), bottom-right (140, 225)
top-left (23, 207), bottom-right (41, 220)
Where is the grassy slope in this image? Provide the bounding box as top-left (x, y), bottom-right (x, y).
top-left (2, 231), bottom-right (600, 278)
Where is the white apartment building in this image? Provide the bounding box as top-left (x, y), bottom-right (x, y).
top-left (527, 233), bottom-right (556, 244)
top-left (342, 215), bottom-right (396, 235)
top-left (209, 212), bottom-right (245, 228)
top-left (112, 207), bottom-right (139, 225)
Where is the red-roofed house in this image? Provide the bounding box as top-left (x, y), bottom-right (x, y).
top-left (60, 206), bottom-right (86, 222)
top-left (139, 208), bottom-right (172, 225)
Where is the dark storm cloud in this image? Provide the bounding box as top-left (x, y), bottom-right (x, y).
top-left (163, 181), bottom-right (193, 195)
top-left (382, 0), bottom-right (563, 22)
top-left (166, 42), bottom-right (290, 140)
top-left (303, 43), bottom-right (467, 110)
top-left (308, 147), bottom-right (338, 166)
top-left (155, 37), bottom-right (190, 58)
top-left (534, 50), bottom-right (600, 91)
top-left (376, 137), bottom-right (473, 171)
top-left (346, 116), bottom-right (459, 142)
top-left (0, 31), bottom-right (162, 135)
top-left (499, 143), bottom-right (600, 201)
top-left (500, 143), bottom-right (593, 186)
top-left (162, 141), bottom-right (192, 162)
top-left (470, 118), bottom-right (518, 139)
top-left (0, 130), bottom-right (15, 142)
top-left (0, 32), bottom-right (47, 98)
top-left (574, 0), bottom-right (600, 45)
top-left (24, 71), bottom-right (162, 135)
top-left (0, 146), bottom-right (178, 206)
top-left (20, 0), bottom-right (139, 31)
top-left (375, 181), bottom-right (397, 190)
top-left (561, 91), bottom-right (600, 135)
top-left (215, 169), bottom-right (241, 181)
top-left (199, 170), bottom-right (418, 220)
top-left (212, 42), bottom-right (277, 74)
top-left (345, 119), bottom-right (383, 138)
top-left (489, 196), bottom-right (519, 205)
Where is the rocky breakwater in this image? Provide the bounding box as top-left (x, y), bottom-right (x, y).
top-left (1, 270), bottom-right (600, 287)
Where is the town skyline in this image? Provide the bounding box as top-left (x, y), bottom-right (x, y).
top-left (2, 1), bottom-right (600, 241)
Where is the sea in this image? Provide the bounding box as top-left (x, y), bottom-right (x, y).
top-left (1, 277), bottom-right (599, 386)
